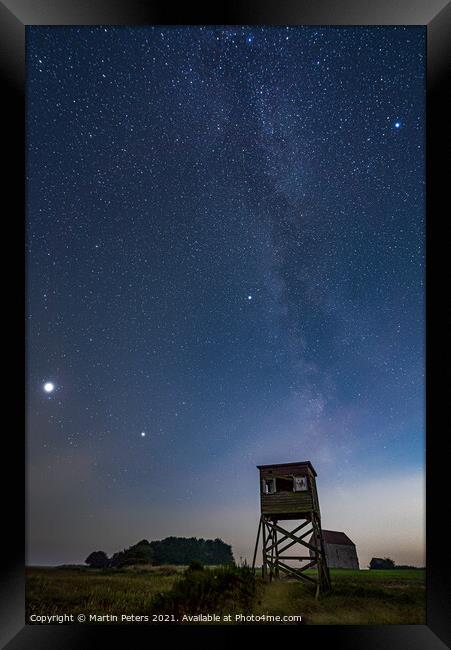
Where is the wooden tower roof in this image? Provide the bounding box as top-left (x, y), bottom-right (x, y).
top-left (257, 461), bottom-right (317, 476)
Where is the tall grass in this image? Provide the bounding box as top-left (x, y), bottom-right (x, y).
top-left (26, 567), bottom-right (178, 619)
top-left (26, 566), bottom-right (425, 624)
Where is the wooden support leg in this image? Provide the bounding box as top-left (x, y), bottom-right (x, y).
top-left (273, 523), bottom-right (279, 578)
top-left (261, 516), bottom-right (267, 580)
top-left (269, 521), bottom-right (275, 582)
top-left (251, 516), bottom-right (262, 574)
top-left (311, 512), bottom-right (332, 597)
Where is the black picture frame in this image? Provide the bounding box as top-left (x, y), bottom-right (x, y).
top-left (3, 1), bottom-right (449, 647)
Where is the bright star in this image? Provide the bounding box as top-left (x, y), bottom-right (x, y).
top-left (248, 295), bottom-right (252, 300)
top-left (141, 431), bottom-right (146, 437)
top-left (394, 121), bottom-right (401, 128)
top-left (43, 382), bottom-right (55, 393)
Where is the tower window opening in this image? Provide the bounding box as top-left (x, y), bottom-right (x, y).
top-left (263, 478), bottom-right (276, 494)
top-left (275, 477), bottom-right (293, 492)
top-left (294, 476), bottom-right (308, 491)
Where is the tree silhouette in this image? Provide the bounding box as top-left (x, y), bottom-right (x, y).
top-left (369, 557), bottom-right (395, 570)
top-left (85, 550), bottom-right (109, 568)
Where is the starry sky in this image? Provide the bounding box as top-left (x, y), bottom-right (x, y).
top-left (26, 26), bottom-right (425, 568)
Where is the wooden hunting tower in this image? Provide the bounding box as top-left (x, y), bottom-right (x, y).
top-left (251, 461), bottom-right (331, 597)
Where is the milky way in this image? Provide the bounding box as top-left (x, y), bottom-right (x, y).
top-left (26, 26), bottom-right (425, 566)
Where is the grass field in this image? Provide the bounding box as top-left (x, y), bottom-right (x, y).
top-left (26, 566), bottom-right (181, 620)
top-left (26, 566), bottom-right (425, 625)
top-left (255, 569), bottom-right (426, 624)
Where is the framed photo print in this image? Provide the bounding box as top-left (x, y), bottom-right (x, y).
top-left (2, 0), bottom-right (449, 647)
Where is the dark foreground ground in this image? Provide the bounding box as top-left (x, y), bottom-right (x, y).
top-left (26, 566), bottom-right (426, 625)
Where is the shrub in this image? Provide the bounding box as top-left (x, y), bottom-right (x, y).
top-left (185, 560), bottom-right (204, 574)
top-left (152, 564), bottom-right (261, 618)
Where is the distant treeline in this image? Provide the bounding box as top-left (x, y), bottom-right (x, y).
top-left (369, 558), bottom-right (423, 570)
top-left (395, 565), bottom-right (425, 570)
top-left (85, 537), bottom-right (234, 568)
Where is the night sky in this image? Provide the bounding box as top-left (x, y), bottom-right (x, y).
top-left (27, 26), bottom-right (425, 567)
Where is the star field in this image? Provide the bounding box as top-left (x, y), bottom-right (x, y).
top-left (27, 26), bottom-right (425, 566)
